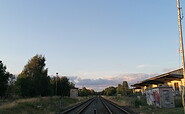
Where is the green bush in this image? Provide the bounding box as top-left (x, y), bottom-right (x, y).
top-left (131, 96), bottom-right (147, 107)
top-left (174, 95), bottom-right (183, 107)
top-left (133, 98), bottom-right (141, 107)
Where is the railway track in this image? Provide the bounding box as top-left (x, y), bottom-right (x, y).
top-left (100, 97), bottom-right (133, 114)
top-left (62, 97), bottom-right (96, 114)
top-left (61, 96), bottom-right (136, 114)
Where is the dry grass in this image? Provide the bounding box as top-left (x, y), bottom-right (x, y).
top-left (102, 95), bottom-right (134, 106)
top-left (104, 96), bottom-right (184, 114)
top-left (0, 97), bottom-right (39, 110)
top-left (0, 96), bottom-right (85, 114)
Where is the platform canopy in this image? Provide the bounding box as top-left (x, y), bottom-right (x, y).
top-left (131, 68), bottom-right (183, 87)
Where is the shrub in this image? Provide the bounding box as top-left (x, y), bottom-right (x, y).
top-left (174, 95), bottom-right (183, 107)
top-left (131, 96), bottom-right (147, 107)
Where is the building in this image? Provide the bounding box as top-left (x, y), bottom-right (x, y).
top-left (131, 68), bottom-right (183, 95)
top-left (70, 88), bottom-right (78, 98)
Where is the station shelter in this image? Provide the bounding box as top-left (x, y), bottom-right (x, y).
top-left (131, 68), bottom-right (183, 95)
top-left (131, 68), bottom-right (184, 108)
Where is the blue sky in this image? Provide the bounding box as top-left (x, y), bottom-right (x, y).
top-left (0, 0), bottom-right (184, 90)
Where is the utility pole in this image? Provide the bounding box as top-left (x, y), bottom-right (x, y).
top-left (176, 0), bottom-right (185, 113)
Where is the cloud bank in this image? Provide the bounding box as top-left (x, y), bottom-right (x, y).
top-left (68, 73), bottom-right (157, 91)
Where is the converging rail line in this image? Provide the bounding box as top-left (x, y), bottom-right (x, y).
top-left (62, 97), bottom-right (95, 114)
top-left (61, 96), bottom-right (136, 114)
top-left (100, 97), bottom-right (132, 114)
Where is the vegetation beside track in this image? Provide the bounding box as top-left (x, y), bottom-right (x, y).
top-left (103, 96), bottom-right (183, 114)
top-left (0, 96), bottom-right (88, 114)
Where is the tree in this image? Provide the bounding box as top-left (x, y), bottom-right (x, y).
top-left (16, 76), bottom-right (32, 96)
top-left (0, 61), bottom-right (11, 98)
top-left (17, 54), bottom-right (51, 97)
top-left (69, 82), bottom-right (75, 89)
top-left (116, 84), bottom-right (124, 95)
top-left (58, 76), bottom-right (70, 96)
top-left (51, 76), bottom-right (71, 96)
top-left (116, 81), bottom-right (132, 96)
top-left (90, 89), bottom-right (95, 95)
top-left (104, 86), bottom-right (116, 96)
top-left (6, 74), bottom-right (16, 98)
top-left (78, 87), bottom-right (92, 96)
top-left (122, 81), bottom-right (129, 90)
top-left (122, 81), bottom-right (132, 96)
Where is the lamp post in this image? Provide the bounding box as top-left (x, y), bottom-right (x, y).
top-left (56, 72), bottom-right (58, 96)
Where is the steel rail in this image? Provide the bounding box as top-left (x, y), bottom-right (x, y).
top-left (99, 96), bottom-right (113, 114)
top-left (61, 97), bottom-right (95, 114)
top-left (76, 97), bottom-right (95, 114)
top-left (100, 97), bottom-right (131, 114)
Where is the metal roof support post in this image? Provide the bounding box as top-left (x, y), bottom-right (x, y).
top-left (176, 0), bottom-right (185, 113)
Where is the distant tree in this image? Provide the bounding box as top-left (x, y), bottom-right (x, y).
top-left (122, 81), bottom-right (129, 90)
top-left (116, 84), bottom-right (124, 95)
top-left (104, 86), bottom-right (116, 96)
top-left (17, 54), bottom-right (51, 97)
top-left (69, 82), bottom-right (75, 89)
top-left (116, 81), bottom-right (132, 96)
top-left (99, 90), bottom-right (105, 95)
top-left (0, 61), bottom-right (12, 98)
top-left (90, 89), bottom-right (95, 95)
top-left (6, 74), bottom-right (17, 98)
top-left (78, 87), bottom-right (93, 96)
top-left (122, 81), bottom-right (132, 95)
top-left (50, 76), bottom-right (72, 96)
top-left (79, 87), bottom-right (88, 96)
top-left (58, 76), bottom-right (70, 96)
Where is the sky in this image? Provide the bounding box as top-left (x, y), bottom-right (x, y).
top-left (0, 0), bottom-right (185, 91)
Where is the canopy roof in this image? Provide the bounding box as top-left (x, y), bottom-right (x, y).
top-left (131, 68), bottom-right (183, 87)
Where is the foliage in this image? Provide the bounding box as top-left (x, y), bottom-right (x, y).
top-left (104, 86), bottom-right (116, 96)
top-left (59, 77), bottom-right (70, 96)
top-left (116, 84), bottom-right (124, 95)
top-left (17, 55), bottom-right (51, 97)
top-left (50, 76), bottom-right (75, 96)
top-left (116, 81), bottom-right (132, 96)
top-left (174, 95), bottom-right (183, 107)
top-left (132, 97), bottom-right (142, 107)
top-left (102, 81), bottom-right (132, 96)
top-left (1, 55), bottom-right (78, 98)
top-left (106, 96), bottom-right (183, 114)
top-left (69, 82), bottom-right (75, 89)
top-left (6, 75), bottom-right (16, 98)
top-left (0, 61), bottom-right (12, 98)
top-left (78, 87), bottom-right (95, 96)
top-left (122, 81), bottom-right (129, 89)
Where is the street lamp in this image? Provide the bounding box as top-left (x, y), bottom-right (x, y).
top-left (56, 72), bottom-right (58, 96)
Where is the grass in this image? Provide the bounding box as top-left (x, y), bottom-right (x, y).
top-left (1, 95), bottom-right (182, 114)
top-left (0, 96), bottom-right (87, 114)
top-left (136, 106), bottom-right (183, 114)
top-left (103, 95), bottom-right (184, 114)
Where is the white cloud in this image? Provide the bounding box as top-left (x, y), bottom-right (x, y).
top-left (68, 73), bottom-right (157, 91)
top-left (70, 71), bottom-right (121, 79)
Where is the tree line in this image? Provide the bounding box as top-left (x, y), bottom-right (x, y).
top-left (0, 54), bottom-right (132, 98)
top-left (102, 81), bottom-right (132, 96)
top-left (78, 87), bottom-right (96, 96)
top-left (0, 54), bottom-right (77, 98)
